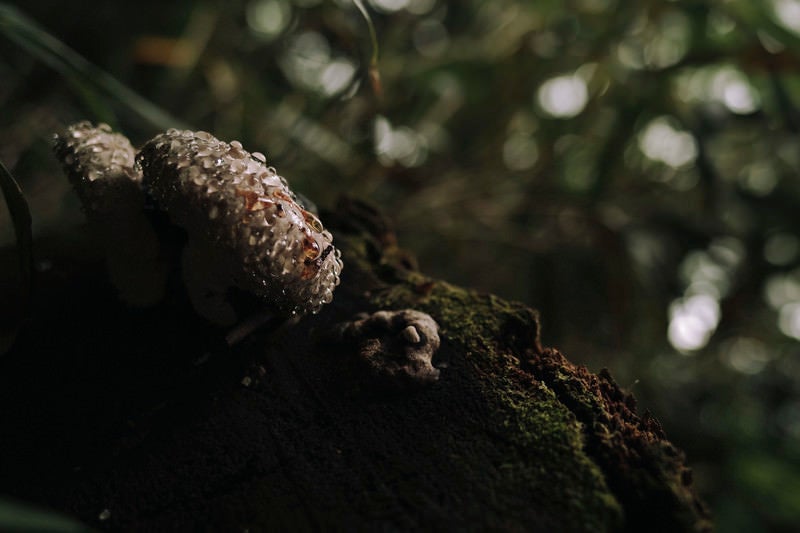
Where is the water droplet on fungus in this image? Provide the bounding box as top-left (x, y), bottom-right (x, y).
top-left (131, 126), bottom-right (343, 322)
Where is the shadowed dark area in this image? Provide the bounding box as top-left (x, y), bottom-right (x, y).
top-left (0, 201), bottom-right (708, 531)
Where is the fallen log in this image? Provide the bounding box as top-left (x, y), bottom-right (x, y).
top-left (0, 197), bottom-right (711, 532)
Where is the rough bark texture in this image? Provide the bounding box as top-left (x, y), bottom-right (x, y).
top-left (0, 198), bottom-right (711, 532)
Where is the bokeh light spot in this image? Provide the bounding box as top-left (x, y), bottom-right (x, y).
top-left (413, 19), bottom-right (449, 58)
top-left (407, 0), bottom-right (437, 15)
top-left (374, 116), bottom-right (428, 167)
top-left (319, 59), bottom-right (356, 96)
top-left (739, 162), bottom-right (777, 196)
top-left (779, 302), bottom-right (800, 339)
top-left (638, 117), bottom-right (697, 168)
top-left (764, 273), bottom-right (800, 309)
top-left (645, 11), bottom-right (690, 69)
top-left (721, 337), bottom-right (771, 375)
top-left (247, 0), bottom-right (291, 39)
top-left (503, 134), bottom-right (538, 171)
top-left (712, 67), bottom-right (760, 114)
top-left (674, 65), bottom-right (761, 116)
top-left (773, 0), bottom-right (800, 34)
top-left (668, 294), bottom-right (721, 352)
top-left (370, 0), bottom-right (410, 13)
top-left (537, 75), bottom-right (588, 119)
top-left (764, 233), bottom-right (800, 266)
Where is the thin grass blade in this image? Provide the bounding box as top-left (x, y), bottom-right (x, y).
top-left (0, 160), bottom-right (32, 355)
top-left (0, 3), bottom-right (189, 130)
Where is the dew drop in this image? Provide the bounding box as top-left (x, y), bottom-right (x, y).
top-left (231, 160), bottom-right (246, 173)
top-left (303, 237), bottom-right (321, 259)
top-left (187, 166), bottom-right (203, 185)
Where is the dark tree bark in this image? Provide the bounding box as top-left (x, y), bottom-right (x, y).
top-left (0, 198), bottom-right (711, 532)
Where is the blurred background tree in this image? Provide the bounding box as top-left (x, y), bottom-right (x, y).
top-left (2, 0), bottom-right (800, 530)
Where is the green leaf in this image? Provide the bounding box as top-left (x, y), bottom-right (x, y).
top-left (0, 3), bottom-right (188, 130)
top-left (0, 160), bottom-right (32, 356)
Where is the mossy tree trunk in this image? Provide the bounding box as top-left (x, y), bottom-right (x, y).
top-left (0, 198), bottom-right (710, 532)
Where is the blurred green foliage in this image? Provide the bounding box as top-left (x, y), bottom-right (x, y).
top-left (2, 0), bottom-right (800, 530)
top-left (0, 497), bottom-right (89, 531)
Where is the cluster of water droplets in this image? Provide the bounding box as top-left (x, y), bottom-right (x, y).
top-left (54, 122), bottom-right (168, 307)
top-left (53, 121), bottom-right (141, 213)
top-left (137, 128), bottom-right (342, 317)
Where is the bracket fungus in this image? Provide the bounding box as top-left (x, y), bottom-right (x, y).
top-left (331, 309), bottom-right (441, 390)
top-left (54, 122), bottom-right (343, 324)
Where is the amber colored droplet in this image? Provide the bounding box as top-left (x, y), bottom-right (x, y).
top-left (302, 210), bottom-right (324, 233)
top-left (303, 237), bottom-right (321, 259)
